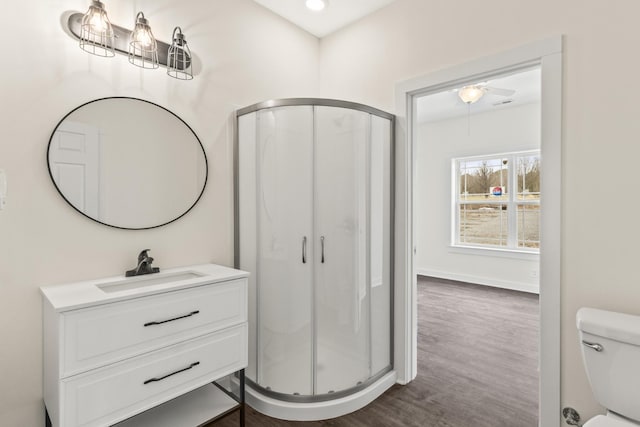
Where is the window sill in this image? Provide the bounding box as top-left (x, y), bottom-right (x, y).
top-left (449, 245), bottom-right (539, 260)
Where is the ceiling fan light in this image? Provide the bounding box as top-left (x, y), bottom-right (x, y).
top-left (306, 0), bottom-right (327, 12)
top-left (458, 85), bottom-right (484, 104)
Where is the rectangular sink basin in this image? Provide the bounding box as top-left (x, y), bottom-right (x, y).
top-left (97, 271), bottom-right (205, 293)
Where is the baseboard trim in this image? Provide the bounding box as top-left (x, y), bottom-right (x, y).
top-left (416, 268), bottom-right (539, 294)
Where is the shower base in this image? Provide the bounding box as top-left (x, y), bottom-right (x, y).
top-left (245, 370), bottom-right (397, 421)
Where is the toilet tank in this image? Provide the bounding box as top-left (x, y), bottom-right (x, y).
top-left (577, 307), bottom-right (640, 422)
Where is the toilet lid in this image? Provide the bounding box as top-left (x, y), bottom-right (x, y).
top-left (585, 415), bottom-right (639, 427)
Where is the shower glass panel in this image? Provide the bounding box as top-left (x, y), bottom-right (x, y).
top-left (256, 106), bottom-right (314, 395)
top-left (237, 99), bottom-right (393, 409)
top-left (238, 112), bottom-right (258, 381)
top-left (370, 115), bottom-right (392, 374)
top-left (314, 107), bottom-right (371, 394)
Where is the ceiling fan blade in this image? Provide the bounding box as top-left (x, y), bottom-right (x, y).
top-left (485, 86), bottom-right (515, 97)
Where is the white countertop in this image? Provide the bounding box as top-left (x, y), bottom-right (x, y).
top-left (40, 263), bottom-right (249, 312)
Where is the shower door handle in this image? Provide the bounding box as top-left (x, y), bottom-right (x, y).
top-left (321, 236), bottom-right (325, 263)
top-left (302, 236), bottom-right (307, 264)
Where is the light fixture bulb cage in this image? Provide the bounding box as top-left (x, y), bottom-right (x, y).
top-left (79, 0), bottom-right (115, 57)
top-left (128, 12), bottom-right (159, 69)
top-left (167, 27), bottom-right (193, 80)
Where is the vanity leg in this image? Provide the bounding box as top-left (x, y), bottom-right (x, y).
top-left (239, 370), bottom-right (245, 427)
top-left (45, 407), bottom-right (52, 427)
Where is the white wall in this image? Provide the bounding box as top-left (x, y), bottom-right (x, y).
top-left (416, 102), bottom-right (540, 293)
top-left (0, 1), bottom-right (318, 425)
top-left (319, 0), bottom-right (640, 421)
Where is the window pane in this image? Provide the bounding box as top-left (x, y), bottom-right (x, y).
top-left (517, 204), bottom-right (540, 248)
top-left (459, 158), bottom-right (508, 202)
top-left (459, 204), bottom-right (508, 247)
top-left (517, 155), bottom-right (540, 201)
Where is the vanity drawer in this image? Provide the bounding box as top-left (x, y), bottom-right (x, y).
top-left (61, 279), bottom-right (247, 377)
top-left (60, 323), bottom-right (247, 427)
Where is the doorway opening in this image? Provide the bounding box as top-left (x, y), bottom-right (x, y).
top-left (393, 37), bottom-right (562, 426)
top-left (413, 66), bottom-right (541, 424)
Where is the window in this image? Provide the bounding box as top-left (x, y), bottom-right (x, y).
top-left (454, 151), bottom-right (540, 252)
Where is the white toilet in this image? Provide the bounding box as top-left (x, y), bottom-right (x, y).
top-left (577, 307), bottom-right (640, 426)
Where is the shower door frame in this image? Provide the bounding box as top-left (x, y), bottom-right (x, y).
top-left (234, 98), bottom-right (396, 404)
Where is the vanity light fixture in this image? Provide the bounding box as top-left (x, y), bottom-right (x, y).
top-left (67, 2), bottom-right (194, 79)
top-left (79, 0), bottom-right (115, 57)
top-left (167, 27), bottom-right (193, 80)
top-left (458, 85), bottom-right (485, 104)
top-left (128, 12), bottom-right (159, 69)
top-left (306, 0), bottom-right (328, 12)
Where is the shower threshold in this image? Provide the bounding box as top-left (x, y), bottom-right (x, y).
top-left (245, 370), bottom-right (397, 421)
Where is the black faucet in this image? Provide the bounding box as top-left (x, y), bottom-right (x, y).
top-left (126, 249), bottom-right (160, 277)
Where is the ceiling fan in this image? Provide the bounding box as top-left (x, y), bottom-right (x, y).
top-left (457, 84), bottom-right (515, 104)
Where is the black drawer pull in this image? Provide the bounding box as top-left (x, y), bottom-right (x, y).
top-left (143, 361), bottom-right (200, 385)
top-left (144, 310), bottom-right (200, 327)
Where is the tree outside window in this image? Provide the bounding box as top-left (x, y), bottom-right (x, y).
top-left (455, 151), bottom-right (540, 251)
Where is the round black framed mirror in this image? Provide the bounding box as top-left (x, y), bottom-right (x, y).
top-left (47, 97), bottom-right (208, 230)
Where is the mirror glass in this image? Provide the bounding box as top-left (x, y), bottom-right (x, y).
top-left (48, 97), bottom-right (207, 229)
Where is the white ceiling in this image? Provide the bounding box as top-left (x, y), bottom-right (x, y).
top-left (417, 67), bottom-right (542, 123)
top-left (252, 0), bottom-right (398, 37)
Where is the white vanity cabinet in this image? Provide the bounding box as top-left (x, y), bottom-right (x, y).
top-left (41, 264), bottom-right (249, 427)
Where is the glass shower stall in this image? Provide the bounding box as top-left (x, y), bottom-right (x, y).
top-left (235, 99), bottom-right (394, 420)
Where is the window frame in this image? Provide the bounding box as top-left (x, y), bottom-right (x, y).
top-left (452, 150), bottom-right (540, 253)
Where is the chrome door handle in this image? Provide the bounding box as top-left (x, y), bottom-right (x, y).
top-left (302, 236), bottom-right (307, 264)
top-left (321, 236), bottom-right (325, 263)
top-left (582, 340), bottom-right (603, 352)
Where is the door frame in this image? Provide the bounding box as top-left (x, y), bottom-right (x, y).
top-left (393, 36), bottom-right (562, 427)
top-left (48, 120), bottom-right (101, 218)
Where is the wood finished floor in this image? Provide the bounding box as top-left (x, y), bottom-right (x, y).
top-left (212, 276), bottom-right (539, 427)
